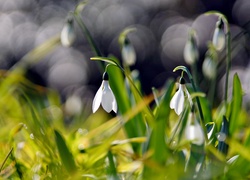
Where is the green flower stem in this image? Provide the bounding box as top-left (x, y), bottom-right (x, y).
top-left (72, 12), bottom-right (102, 57)
top-left (205, 12), bottom-right (231, 105)
top-left (191, 63), bottom-right (198, 86)
top-left (72, 11), bottom-right (105, 72)
top-left (224, 31), bottom-right (231, 105)
top-left (208, 75), bottom-right (217, 107)
top-left (173, 66), bottom-right (208, 143)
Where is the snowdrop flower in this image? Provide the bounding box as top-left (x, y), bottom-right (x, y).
top-left (122, 37), bottom-right (136, 66)
top-left (212, 18), bottom-right (225, 51)
top-left (170, 77), bottom-right (192, 115)
top-left (61, 18), bottom-right (76, 47)
top-left (92, 72), bottom-right (117, 113)
top-left (185, 110), bottom-right (204, 145)
top-left (202, 56), bottom-right (217, 80)
top-left (183, 31), bottom-right (199, 65)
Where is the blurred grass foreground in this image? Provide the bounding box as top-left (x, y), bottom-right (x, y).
top-left (1, 0), bottom-right (250, 179)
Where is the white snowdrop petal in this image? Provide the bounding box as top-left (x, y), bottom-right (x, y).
top-left (61, 23), bottom-right (75, 47)
top-left (185, 87), bottom-right (193, 106)
top-left (92, 82), bottom-right (103, 113)
top-left (176, 90), bottom-right (185, 115)
top-left (202, 57), bottom-right (217, 79)
top-left (170, 92), bottom-right (178, 109)
top-left (183, 41), bottom-right (198, 65)
top-left (122, 44), bottom-right (136, 66)
top-left (195, 124), bottom-right (205, 145)
top-left (112, 97), bottom-right (118, 113)
top-left (185, 119), bottom-right (204, 145)
top-left (212, 28), bottom-right (225, 51)
top-left (170, 85), bottom-right (185, 115)
top-left (185, 125), bottom-right (196, 140)
top-left (102, 81), bottom-right (115, 113)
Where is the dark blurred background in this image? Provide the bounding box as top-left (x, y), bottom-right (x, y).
top-left (1, 0), bottom-right (250, 112)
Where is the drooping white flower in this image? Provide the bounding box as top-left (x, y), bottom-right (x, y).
top-left (170, 78), bottom-right (192, 115)
top-left (183, 31), bottom-right (199, 65)
top-left (61, 19), bottom-right (76, 47)
top-left (185, 112), bottom-right (204, 145)
top-left (212, 19), bottom-right (225, 51)
top-left (122, 37), bottom-right (136, 66)
top-left (92, 72), bottom-right (117, 113)
top-left (202, 56), bottom-right (217, 80)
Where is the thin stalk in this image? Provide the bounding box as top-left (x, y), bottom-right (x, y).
top-left (73, 12), bottom-right (102, 57)
top-left (208, 74), bottom-right (217, 107)
top-left (72, 11), bottom-right (105, 73)
top-left (0, 147), bottom-right (13, 172)
top-left (224, 31), bottom-right (231, 104)
top-left (107, 151), bottom-right (119, 179)
top-left (191, 63), bottom-right (198, 86)
top-left (189, 76), bottom-right (208, 143)
top-left (205, 12), bottom-right (231, 105)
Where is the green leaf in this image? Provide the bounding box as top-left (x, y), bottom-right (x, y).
top-left (148, 80), bottom-right (174, 164)
top-left (217, 116), bottom-right (229, 155)
top-left (0, 147), bottom-right (13, 172)
top-left (186, 144), bottom-right (205, 178)
top-left (54, 130), bottom-right (77, 174)
top-left (106, 63), bottom-right (131, 118)
top-left (106, 151), bottom-right (119, 180)
top-left (199, 97), bottom-right (212, 124)
top-left (229, 73), bottom-right (243, 135)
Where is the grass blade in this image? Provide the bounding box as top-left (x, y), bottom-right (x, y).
top-left (229, 73), bottom-right (242, 135)
top-left (54, 130), bottom-right (77, 174)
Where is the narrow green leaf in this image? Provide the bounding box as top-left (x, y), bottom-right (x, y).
top-left (0, 147), bottom-right (13, 172)
top-left (229, 73), bottom-right (242, 135)
top-left (54, 130), bottom-right (77, 174)
top-left (73, 13), bottom-right (102, 57)
top-left (106, 151), bottom-right (119, 180)
top-left (186, 144), bottom-right (205, 178)
top-left (148, 80), bottom-right (175, 164)
top-left (106, 64), bottom-right (133, 130)
top-left (218, 116), bottom-right (229, 155)
top-left (199, 97), bottom-right (212, 124)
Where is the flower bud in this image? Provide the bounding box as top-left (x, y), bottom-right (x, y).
top-left (212, 18), bottom-right (225, 51)
top-left (183, 31), bottom-right (199, 65)
top-left (202, 56), bottom-right (217, 80)
top-left (121, 37), bottom-right (136, 66)
top-left (61, 18), bottom-right (76, 47)
top-left (185, 112), bottom-right (204, 145)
